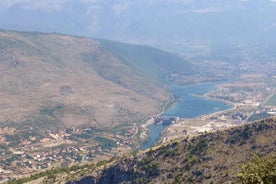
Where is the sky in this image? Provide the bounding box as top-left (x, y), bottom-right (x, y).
top-left (1, 0), bottom-right (276, 54)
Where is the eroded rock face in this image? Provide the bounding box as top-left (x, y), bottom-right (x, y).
top-left (66, 176), bottom-right (96, 184)
top-left (67, 160), bottom-right (144, 184)
top-left (67, 152), bottom-right (162, 184)
top-left (97, 159), bottom-right (143, 184)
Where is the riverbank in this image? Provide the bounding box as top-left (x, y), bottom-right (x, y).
top-left (161, 114), bottom-right (236, 143)
top-left (203, 85), bottom-right (236, 108)
top-left (190, 93), bottom-right (236, 117)
top-left (198, 97), bottom-right (236, 120)
top-left (139, 94), bottom-right (177, 149)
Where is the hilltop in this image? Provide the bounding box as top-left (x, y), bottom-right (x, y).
top-left (0, 30), bottom-right (193, 130)
top-left (13, 117), bottom-right (275, 184)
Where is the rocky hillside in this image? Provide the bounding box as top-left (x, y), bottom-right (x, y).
top-left (0, 30), bottom-right (192, 130)
top-left (72, 118), bottom-right (275, 184)
top-left (13, 117), bottom-right (275, 184)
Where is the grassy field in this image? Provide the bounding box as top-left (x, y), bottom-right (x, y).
top-left (266, 93), bottom-right (276, 106)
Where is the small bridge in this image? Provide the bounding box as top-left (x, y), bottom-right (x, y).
top-left (154, 115), bottom-right (179, 125)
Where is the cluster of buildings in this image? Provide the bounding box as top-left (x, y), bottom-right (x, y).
top-left (0, 144), bottom-right (105, 182)
top-left (0, 124), bottom-right (138, 182)
top-left (154, 116), bottom-right (180, 125)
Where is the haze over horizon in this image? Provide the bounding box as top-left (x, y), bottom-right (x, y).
top-left (0, 1), bottom-right (275, 183)
top-left (1, 0), bottom-right (276, 54)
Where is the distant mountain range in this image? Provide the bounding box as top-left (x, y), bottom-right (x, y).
top-left (1, 0), bottom-right (276, 55)
top-left (0, 30), bottom-right (193, 130)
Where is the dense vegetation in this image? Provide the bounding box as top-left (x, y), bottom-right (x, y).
top-left (238, 154), bottom-right (276, 184)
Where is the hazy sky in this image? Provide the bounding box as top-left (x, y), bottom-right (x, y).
top-left (1, 0), bottom-right (276, 53)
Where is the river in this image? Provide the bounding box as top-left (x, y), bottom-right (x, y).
top-left (141, 82), bottom-right (232, 149)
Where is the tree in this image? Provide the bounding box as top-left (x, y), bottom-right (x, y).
top-left (238, 154), bottom-right (276, 184)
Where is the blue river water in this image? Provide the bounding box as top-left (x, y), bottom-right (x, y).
top-left (141, 82), bottom-right (232, 149)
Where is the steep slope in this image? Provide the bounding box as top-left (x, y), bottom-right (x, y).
top-left (61, 117), bottom-right (275, 184)
top-left (0, 30), bottom-right (192, 130)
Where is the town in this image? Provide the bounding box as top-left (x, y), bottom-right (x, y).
top-left (0, 125), bottom-right (137, 182)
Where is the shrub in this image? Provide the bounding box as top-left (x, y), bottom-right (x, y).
top-left (238, 154), bottom-right (276, 184)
